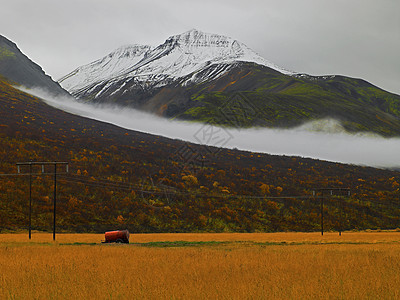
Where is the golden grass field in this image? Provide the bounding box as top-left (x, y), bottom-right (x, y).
top-left (1, 231), bottom-right (400, 299)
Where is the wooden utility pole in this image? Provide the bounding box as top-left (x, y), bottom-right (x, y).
top-left (29, 163), bottom-right (32, 239)
top-left (321, 190), bottom-right (324, 236)
top-left (53, 163), bottom-right (57, 241)
top-left (17, 162), bottom-right (69, 240)
top-left (313, 188), bottom-right (351, 236)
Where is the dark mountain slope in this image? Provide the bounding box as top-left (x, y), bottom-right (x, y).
top-left (0, 77), bottom-right (399, 233)
top-left (0, 35), bottom-right (71, 97)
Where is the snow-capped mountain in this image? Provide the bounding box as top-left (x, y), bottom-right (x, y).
top-left (57, 29), bottom-right (400, 135)
top-left (59, 29), bottom-right (293, 99)
top-left (59, 44), bottom-right (152, 94)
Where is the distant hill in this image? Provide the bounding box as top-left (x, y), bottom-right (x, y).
top-left (59, 29), bottom-right (400, 136)
top-left (1, 77), bottom-right (399, 233)
top-left (0, 35), bottom-right (71, 97)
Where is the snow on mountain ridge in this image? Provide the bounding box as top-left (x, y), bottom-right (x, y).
top-left (59, 29), bottom-right (294, 98)
top-left (59, 44), bottom-right (152, 92)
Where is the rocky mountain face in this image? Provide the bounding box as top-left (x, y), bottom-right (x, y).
top-left (0, 35), bottom-right (71, 97)
top-left (59, 29), bottom-right (400, 136)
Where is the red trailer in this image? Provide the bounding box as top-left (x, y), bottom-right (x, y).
top-left (102, 229), bottom-right (130, 244)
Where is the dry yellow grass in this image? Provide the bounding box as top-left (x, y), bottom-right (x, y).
top-left (1, 232), bottom-right (400, 299)
top-left (2, 230), bottom-right (400, 244)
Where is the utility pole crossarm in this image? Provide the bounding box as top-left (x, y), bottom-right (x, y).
top-left (17, 162), bottom-right (69, 175)
top-left (16, 162), bottom-right (69, 165)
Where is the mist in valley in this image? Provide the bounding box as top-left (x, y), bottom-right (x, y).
top-left (20, 87), bottom-right (400, 169)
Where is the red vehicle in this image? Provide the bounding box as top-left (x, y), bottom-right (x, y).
top-left (102, 229), bottom-right (130, 244)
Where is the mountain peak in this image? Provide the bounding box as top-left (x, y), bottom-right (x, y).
top-left (113, 44), bottom-right (152, 52)
top-left (108, 44), bottom-right (152, 59)
top-left (59, 29), bottom-right (294, 95)
top-left (166, 29), bottom-right (233, 48)
top-left (180, 28), bottom-right (203, 35)
top-left (171, 28), bottom-right (206, 38)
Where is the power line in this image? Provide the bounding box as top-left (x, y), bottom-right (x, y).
top-left (58, 174), bottom-right (314, 200)
top-left (0, 172), bottom-right (66, 177)
top-left (2, 169), bottom-right (347, 201)
top-left (0, 173), bottom-right (30, 177)
top-left (2, 163), bottom-right (352, 237)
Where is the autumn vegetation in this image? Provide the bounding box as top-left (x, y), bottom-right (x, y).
top-left (1, 77), bottom-right (400, 233)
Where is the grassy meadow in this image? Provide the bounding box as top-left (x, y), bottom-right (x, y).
top-left (1, 232), bottom-right (400, 299)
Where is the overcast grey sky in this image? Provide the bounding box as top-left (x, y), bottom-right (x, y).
top-left (1, 0), bottom-right (399, 94)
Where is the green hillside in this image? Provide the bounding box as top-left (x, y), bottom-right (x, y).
top-left (174, 64), bottom-right (400, 136)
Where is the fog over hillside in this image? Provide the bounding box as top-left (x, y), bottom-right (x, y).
top-left (20, 87), bottom-right (400, 169)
